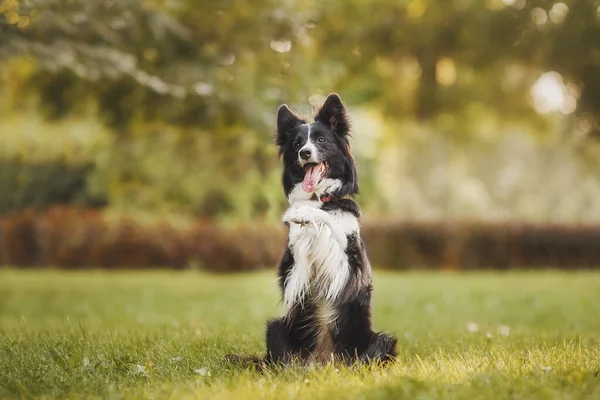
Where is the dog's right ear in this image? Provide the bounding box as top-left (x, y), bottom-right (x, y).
top-left (276, 104), bottom-right (303, 147)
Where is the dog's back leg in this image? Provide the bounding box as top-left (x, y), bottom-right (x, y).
top-left (330, 287), bottom-right (398, 365)
top-left (330, 296), bottom-right (375, 363)
top-left (225, 318), bottom-right (300, 368)
top-left (265, 318), bottom-right (300, 364)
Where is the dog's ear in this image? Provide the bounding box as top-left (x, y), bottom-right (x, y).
top-left (276, 104), bottom-right (302, 148)
top-left (315, 93), bottom-right (350, 137)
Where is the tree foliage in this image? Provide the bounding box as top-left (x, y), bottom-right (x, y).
top-left (3, 0), bottom-right (600, 126)
top-left (2, 0), bottom-right (600, 220)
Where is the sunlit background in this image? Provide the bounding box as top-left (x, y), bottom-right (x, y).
top-left (2, 0), bottom-right (600, 270)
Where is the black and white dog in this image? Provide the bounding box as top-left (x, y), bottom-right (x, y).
top-left (228, 93), bottom-right (397, 367)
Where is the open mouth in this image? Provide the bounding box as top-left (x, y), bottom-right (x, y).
top-left (302, 162), bottom-right (328, 193)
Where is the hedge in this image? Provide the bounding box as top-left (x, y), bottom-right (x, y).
top-left (2, 207), bottom-right (600, 270)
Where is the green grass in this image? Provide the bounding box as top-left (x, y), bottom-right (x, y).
top-left (1, 269), bottom-right (599, 399)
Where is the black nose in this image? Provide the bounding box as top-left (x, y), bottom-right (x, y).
top-left (299, 148), bottom-right (312, 160)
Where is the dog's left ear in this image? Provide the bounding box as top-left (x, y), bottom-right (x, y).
top-left (315, 93), bottom-right (350, 137)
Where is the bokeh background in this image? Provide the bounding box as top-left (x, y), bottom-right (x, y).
top-left (2, 0), bottom-right (600, 271)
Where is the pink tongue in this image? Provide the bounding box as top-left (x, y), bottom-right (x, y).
top-left (302, 165), bottom-right (321, 193)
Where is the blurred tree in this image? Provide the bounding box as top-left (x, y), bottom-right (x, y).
top-left (311, 0), bottom-right (540, 123)
top-left (513, 1), bottom-right (600, 137)
top-left (3, 0), bottom-right (600, 220)
top-left (0, 0), bottom-right (310, 131)
top-left (4, 0), bottom-right (600, 131)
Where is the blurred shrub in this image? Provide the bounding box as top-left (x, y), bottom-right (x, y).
top-left (0, 113), bottom-right (111, 212)
top-left (187, 223), bottom-right (285, 272)
top-left (0, 161), bottom-right (106, 213)
top-left (368, 122), bottom-right (600, 223)
top-left (363, 221), bottom-right (600, 270)
top-left (0, 207), bottom-right (187, 269)
top-left (2, 207), bottom-right (600, 270)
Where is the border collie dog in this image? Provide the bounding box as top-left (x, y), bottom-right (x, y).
top-left (264, 93), bottom-right (397, 366)
top-left (228, 93), bottom-right (397, 367)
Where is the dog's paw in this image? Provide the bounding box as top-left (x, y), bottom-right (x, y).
top-left (283, 205), bottom-right (315, 226)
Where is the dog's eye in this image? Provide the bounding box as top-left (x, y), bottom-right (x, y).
top-left (294, 142), bottom-right (301, 149)
top-left (317, 137), bottom-right (326, 143)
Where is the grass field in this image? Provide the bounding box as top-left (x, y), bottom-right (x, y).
top-left (1, 269), bottom-right (600, 399)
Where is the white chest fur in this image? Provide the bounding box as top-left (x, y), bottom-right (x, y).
top-left (281, 201), bottom-right (359, 313)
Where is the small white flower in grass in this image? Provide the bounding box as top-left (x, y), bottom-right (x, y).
top-left (542, 366), bottom-right (552, 372)
top-left (498, 325), bottom-right (511, 337)
top-left (194, 367), bottom-right (211, 376)
top-left (466, 321), bottom-right (479, 333)
top-left (486, 332), bottom-right (493, 339)
top-left (134, 364), bottom-right (148, 375)
top-left (304, 379), bottom-right (310, 383)
top-left (171, 356), bottom-right (182, 362)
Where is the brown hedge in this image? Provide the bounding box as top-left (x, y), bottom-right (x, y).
top-left (1, 207), bottom-right (600, 270)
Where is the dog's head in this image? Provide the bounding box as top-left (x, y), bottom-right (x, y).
top-left (276, 93), bottom-right (359, 201)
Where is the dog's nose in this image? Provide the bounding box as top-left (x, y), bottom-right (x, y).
top-left (299, 148), bottom-right (312, 160)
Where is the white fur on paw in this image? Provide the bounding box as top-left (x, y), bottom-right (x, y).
top-left (284, 205), bottom-right (322, 226)
top-left (283, 206), bottom-right (309, 226)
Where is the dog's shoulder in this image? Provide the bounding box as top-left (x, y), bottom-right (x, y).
top-left (320, 198), bottom-right (361, 218)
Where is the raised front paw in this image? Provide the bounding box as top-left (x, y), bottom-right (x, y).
top-left (283, 205), bottom-right (315, 226)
